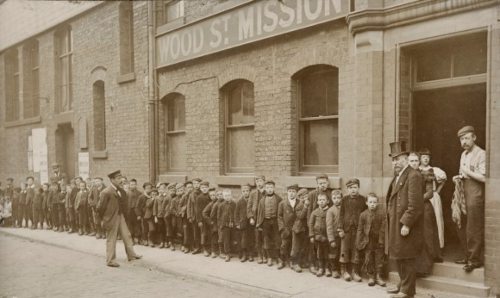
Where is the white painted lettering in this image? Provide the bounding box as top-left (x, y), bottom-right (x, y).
top-left (181, 31), bottom-right (192, 57)
top-left (304, 0), bottom-right (322, 21)
top-left (209, 19), bottom-right (222, 48)
top-left (278, 1), bottom-right (295, 28)
top-left (324, 0), bottom-right (342, 15)
top-left (170, 33), bottom-right (180, 60)
top-left (238, 7), bottom-right (254, 40)
top-left (192, 27), bottom-right (203, 54)
top-left (263, 1), bottom-right (278, 33)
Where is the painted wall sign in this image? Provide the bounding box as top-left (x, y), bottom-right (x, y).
top-left (32, 128), bottom-right (48, 183)
top-left (156, 0), bottom-right (348, 68)
top-left (78, 152), bottom-right (90, 181)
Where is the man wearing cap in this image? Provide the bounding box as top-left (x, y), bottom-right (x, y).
top-left (51, 163), bottom-right (67, 185)
top-left (453, 126), bottom-right (486, 272)
top-left (386, 141), bottom-right (424, 298)
top-left (97, 170), bottom-right (142, 267)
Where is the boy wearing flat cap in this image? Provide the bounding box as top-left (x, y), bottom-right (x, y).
top-left (277, 184), bottom-right (300, 270)
top-left (306, 174), bottom-right (332, 274)
top-left (248, 175), bottom-right (266, 263)
top-left (234, 184), bottom-right (251, 262)
top-left (256, 180), bottom-right (282, 266)
top-left (338, 178), bottom-right (367, 282)
top-left (202, 187), bottom-right (218, 257)
top-left (179, 181), bottom-right (193, 253)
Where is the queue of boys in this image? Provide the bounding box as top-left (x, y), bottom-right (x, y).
top-left (0, 173), bottom-right (387, 287)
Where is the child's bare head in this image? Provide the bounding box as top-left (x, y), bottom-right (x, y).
top-left (331, 189), bottom-right (342, 206)
top-left (317, 193), bottom-right (328, 208)
top-left (241, 184), bottom-right (251, 197)
top-left (366, 193), bottom-right (378, 210)
top-left (222, 189), bottom-right (232, 201)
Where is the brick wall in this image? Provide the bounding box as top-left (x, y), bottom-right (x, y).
top-left (157, 21), bottom-right (354, 190)
top-left (0, 1), bottom-right (150, 185)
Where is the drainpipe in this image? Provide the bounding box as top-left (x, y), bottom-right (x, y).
top-left (147, 1), bottom-right (157, 183)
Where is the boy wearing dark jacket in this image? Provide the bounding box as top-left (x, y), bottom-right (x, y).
top-left (234, 184), bottom-right (250, 262)
top-left (256, 180), bottom-right (282, 267)
top-left (217, 189), bottom-right (235, 262)
top-left (355, 193), bottom-right (386, 287)
top-left (277, 184), bottom-right (299, 270)
top-left (326, 189), bottom-right (343, 278)
top-left (309, 193), bottom-right (329, 277)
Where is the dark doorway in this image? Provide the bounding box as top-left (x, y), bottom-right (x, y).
top-left (55, 123), bottom-right (75, 180)
top-left (413, 83), bottom-right (486, 259)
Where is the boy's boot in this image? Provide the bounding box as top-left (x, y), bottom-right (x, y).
top-left (316, 261), bottom-right (325, 277)
top-left (267, 250), bottom-right (274, 266)
top-left (341, 263), bottom-right (352, 281)
top-left (277, 258), bottom-right (286, 269)
top-left (219, 244), bottom-right (226, 259)
top-left (293, 262), bottom-right (302, 273)
top-left (160, 242), bottom-right (165, 249)
top-left (368, 273), bottom-right (376, 286)
top-left (241, 251), bottom-right (248, 262)
top-left (326, 263), bottom-right (333, 277)
top-left (225, 254), bottom-right (231, 262)
top-left (352, 263), bottom-right (362, 282)
top-left (332, 261), bottom-right (341, 279)
top-left (257, 252), bottom-right (264, 264)
top-left (375, 271), bottom-right (386, 287)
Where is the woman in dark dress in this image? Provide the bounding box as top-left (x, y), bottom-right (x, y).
top-left (415, 149), bottom-right (446, 277)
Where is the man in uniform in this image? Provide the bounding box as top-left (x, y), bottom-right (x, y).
top-left (97, 170), bottom-right (142, 267)
top-left (386, 141), bottom-right (424, 298)
top-left (452, 126), bottom-right (486, 272)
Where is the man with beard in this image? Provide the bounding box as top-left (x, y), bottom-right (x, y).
top-left (452, 126), bottom-right (486, 272)
top-left (386, 141), bottom-right (423, 298)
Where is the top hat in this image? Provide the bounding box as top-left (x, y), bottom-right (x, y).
top-left (388, 141), bottom-right (409, 158)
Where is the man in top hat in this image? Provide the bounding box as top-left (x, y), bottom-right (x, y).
top-left (97, 170), bottom-right (142, 267)
top-left (452, 126), bottom-right (486, 272)
top-left (386, 141), bottom-right (424, 298)
top-left (51, 163), bottom-right (67, 185)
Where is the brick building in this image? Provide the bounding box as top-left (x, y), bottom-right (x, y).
top-left (0, 0), bottom-right (499, 296)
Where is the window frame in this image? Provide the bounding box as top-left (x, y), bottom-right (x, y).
top-left (55, 26), bottom-right (73, 113)
top-left (224, 80), bottom-right (255, 174)
top-left (158, 0), bottom-right (185, 26)
top-left (164, 94), bottom-right (186, 173)
top-left (92, 80), bottom-right (106, 151)
top-left (4, 48), bottom-right (20, 122)
top-left (119, 1), bottom-right (134, 75)
top-left (296, 66), bottom-right (339, 174)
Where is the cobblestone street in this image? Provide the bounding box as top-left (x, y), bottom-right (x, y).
top-left (0, 233), bottom-right (252, 298)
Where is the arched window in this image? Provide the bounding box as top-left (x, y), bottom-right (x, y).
top-left (222, 80), bottom-right (255, 174)
top-left (93, 81), bottom-right (106, 151)
top-left (162, 93), bottom-right (186, 172)
top-left (295, 65), bottom-right (339, 173)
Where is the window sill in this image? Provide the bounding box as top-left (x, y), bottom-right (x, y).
top-left (4, 115), bottom-right (41, 128)
top-left (158, 174), bottom-right (187, 184)
top-left (156, 17), bottom-right (186, 36)
top-left (93, 150), bottom-right (108, 159)
top-left (117, 72), bottom-right (136, 84)
top-left (281, 176), bottom-right (342, 189)
top-left (215, 175), bottom-right (255, 186)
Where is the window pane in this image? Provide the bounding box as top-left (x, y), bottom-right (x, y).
top-left (60, 57), bottom-right (69, 111)
top-left (416, 46), bottom-right (451, 82)
top-left (303, 119), bottom-right (338, 166)
top-left (228, 81), bottom-right (254, 125)
top-left (301, 69), bottom-right (338, 117)
top-left (32, 69), bottom-right (39, 116)
top-left (453, 41), bottom-right (487, 77)
top-left (167, 133), bottom-right (186, 171)
top-left (228, 126), bottom-right (254, 171)
top-left (167, 95), bottom-right (185, 131)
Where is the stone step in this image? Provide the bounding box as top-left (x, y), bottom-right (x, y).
top-left (431, 262), bottom-right (484, 283)
top-left (388, 272), bottom-right (490, 297)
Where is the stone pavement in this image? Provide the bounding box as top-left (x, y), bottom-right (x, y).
top-left (0, 227), bottom-right (477, 298)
